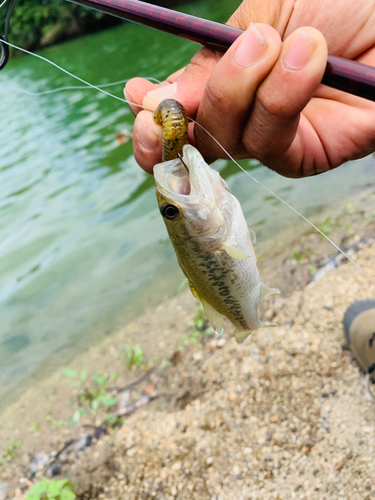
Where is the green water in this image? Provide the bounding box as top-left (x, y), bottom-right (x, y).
top-left (0, 0), bottom-right (374, 405)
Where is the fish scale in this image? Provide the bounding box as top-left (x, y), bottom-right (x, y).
top-left (154, 133), bottom-right (280, 343)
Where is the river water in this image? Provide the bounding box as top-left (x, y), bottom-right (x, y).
top-left (0, 0), bottom-right (374, 407)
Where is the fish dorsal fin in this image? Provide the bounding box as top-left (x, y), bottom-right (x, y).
top-left (260, 282), bottom-right (280, 301)
top-left (189, 281), bottom-right (224, 335)
top-left (248, 227), bottom-right (257, 244)
top-left (219, 243), bottom-right (250, 260)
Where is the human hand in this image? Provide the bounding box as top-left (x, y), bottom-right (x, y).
top-left (125, 0), bottom-right (375, 178)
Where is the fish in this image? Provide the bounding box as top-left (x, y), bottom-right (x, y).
top-left (154, 143), bottom-right (280, 343)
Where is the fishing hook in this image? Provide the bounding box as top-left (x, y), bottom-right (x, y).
top-left (178, 152), bottom-right (189, 174)
top-left (0, 0), bottom-right (17, 70)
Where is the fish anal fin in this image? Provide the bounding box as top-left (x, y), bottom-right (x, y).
top-left (200, 298), bottom-right (224, 335)
top-left (261, 282), bottom-right (280, 301)
top-left (189, 282), bottom-right (224, 335)
top-left (219, 243), bottom-right (250, 260)
top-left (234, 329), bottom-right (253, 344)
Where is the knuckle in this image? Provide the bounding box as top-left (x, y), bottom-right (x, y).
top-left (203, 83), bottom-right (231, 119)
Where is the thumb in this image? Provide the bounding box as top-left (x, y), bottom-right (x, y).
top-left (142, 47), bottom-right (222, 117)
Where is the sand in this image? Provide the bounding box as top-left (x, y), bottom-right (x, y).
top-left (1, 206), bottom-right (375, 500)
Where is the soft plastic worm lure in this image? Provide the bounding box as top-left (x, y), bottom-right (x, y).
top-left (153, 98), bottom-right (188, 161)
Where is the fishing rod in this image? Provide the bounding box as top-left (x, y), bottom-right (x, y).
top-left (67, 0), bottom-right (375, 102)
top-left (1, 0), bottom-right (375, 103)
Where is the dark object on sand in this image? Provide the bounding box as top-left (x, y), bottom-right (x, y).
top-left (67, 0), bottom-right (375, 102)
top-left (343, 299), bottom-right (375, 382)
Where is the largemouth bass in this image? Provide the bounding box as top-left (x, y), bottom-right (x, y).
top-left (154, 143), bottom-right (280, 343)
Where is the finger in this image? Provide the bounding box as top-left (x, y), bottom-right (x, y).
top-left (124, 78), bottom-right (164, 117)
top-left (133, 48), bottom-right (222, 171)
top-left (142, 47), bottom-right (222, 116)
top-left (194, 23), bottom-right (282, 160)
top-left (243, 27), bottom-right (328, 177)
top-left (133, 110), bottom-right (163, 174)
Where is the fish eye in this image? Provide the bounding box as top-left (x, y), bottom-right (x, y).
top-left (160, 203), bottom-right (180, 221)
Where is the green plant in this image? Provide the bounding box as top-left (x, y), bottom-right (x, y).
top-left (29, 421), bottom-right (42, 433)
top-left (26, 478), bottom-right (76, 500)
top-left (46, 411), bottom-right (64, 429)
top-left (318, 217), bottom-right (335, 237)
top-left (179, 303), bottom-right (213, 350)
top-left (62, 368), bottom-right (87, 388)
top-left (124, 344), bottom-right (146, 368)
top-left (66, 371), bottom-right (119, 426)
top-left (103, 412), bottom-right (123, 428)
top-left (2, 440), bottom-right (22, 462)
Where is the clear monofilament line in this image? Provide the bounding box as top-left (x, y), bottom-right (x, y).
top-left (192, 120), bottom-right (375, 285)
top-left (0, 39), bottom-right (155, 111)
top-left (2, 39), bottom-right (374, 284)
top-left (5, 77), bottom-right (161, 96)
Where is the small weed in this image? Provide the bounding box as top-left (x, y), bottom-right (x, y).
top-left (66, 371), bottom-right (119, 426)
top-left (103, 412), bottom-right (123, 428)
top-left (26, 478), bottom-right (76, 500)
top-left (124, 344), bottom-right (146, 368)
top-left (291, 246), bottom-right (314, 264)
top-left (2, 440), bottom-right (22, 462)
top-left (28, 421), bottom-right (41, 433)
top-left (318, 217), bottom-right (335, 238)
top-left (179, 303), bottom-right (213, 350)
top-left (291, 250), bottom-right (303, 263)
top-left (344, 202), bottom-right (356, 215)
top-left (307, 264), bottom-right (317, 275)
top-left (46, 411), bottom-right (64, 429)
top-left (62, 368), bottom-right (87, 388)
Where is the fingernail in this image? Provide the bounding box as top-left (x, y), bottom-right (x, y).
top-left (124, 88), bottom-right (138, 116)
top-left (136, 121), bottom-right (160, 151)
top-left (146, 81), bottom-right (178, 100)
top-left (283, 28), bottom-right (317, 70)
top-left (235, 23), bottom-right (268, 67)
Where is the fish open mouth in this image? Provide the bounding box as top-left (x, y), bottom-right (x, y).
top-left (154, 144), bottom-right (214, 204)
top-left (154, 147), bottom-right (193, 202)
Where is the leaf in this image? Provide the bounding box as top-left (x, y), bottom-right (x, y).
top-left (27, 478), bottom-right (48, 496)
top-left (60, 488), bottom-right (77, 500)
top-left (68, 409), bottom-right (82, 427)
top-left (62, 368), bottom-right (77, 379)
top-left (91, 400), bottom-right (100, 411)
top-left (99, 396), bottom-right (119, 408)
top-left (80, 369), bottom-right (87, 381)
top-left (71, 381), bottom-right (81, 388)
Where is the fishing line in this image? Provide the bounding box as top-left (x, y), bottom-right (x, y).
top-left (192, 119), bottom-right (375, 284)
top-left (7, 77), bottom-right (161, 96)
top-left (2, 39), bottom-right (374, 284)
top-left (0, 39), bottom-right (155, 109)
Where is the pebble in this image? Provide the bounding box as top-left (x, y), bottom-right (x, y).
top-left (15, 242), bottom-right (375, 500)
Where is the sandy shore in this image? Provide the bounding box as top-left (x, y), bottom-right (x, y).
top-left (1, 203), bottom-right (375, 500)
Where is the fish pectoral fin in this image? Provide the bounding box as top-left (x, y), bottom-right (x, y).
top-left (248, 226), bottom-right (257, 244)
top-left (260, 282), bottom-right (280, 301)
top-left (189, 281), bottom-right (199, 299)
top-left (219, 243), bottom-right (250, 260)
top-left (189, 281), bottom-right (224, 335)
